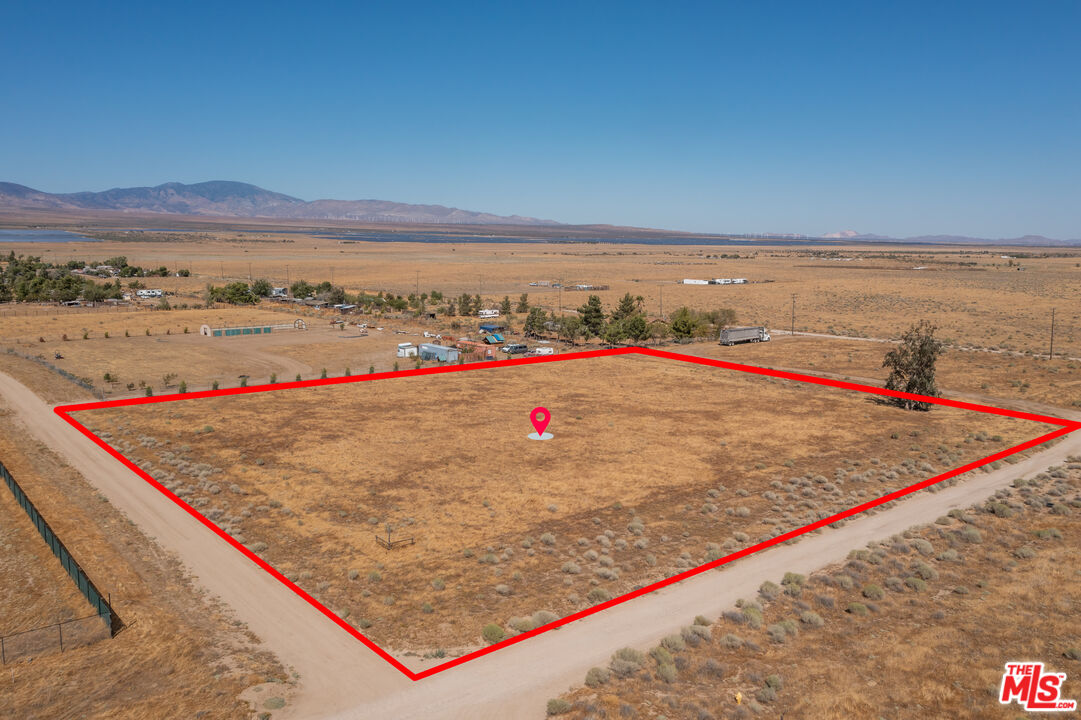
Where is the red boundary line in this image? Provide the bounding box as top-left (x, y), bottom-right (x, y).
top-left (53, 346), bottom-right (1080, 681)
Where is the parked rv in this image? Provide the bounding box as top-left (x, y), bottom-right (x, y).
top-left (478, 309), bottom-right (501, 318)
top-left (719, 326), bottom-right (771, 345)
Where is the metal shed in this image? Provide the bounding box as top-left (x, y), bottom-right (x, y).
top-left (419, 343), bottom-right (459, 362)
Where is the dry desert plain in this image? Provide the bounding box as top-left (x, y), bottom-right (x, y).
top-left (0, 227), bottom-right (1079, 719)
top-left (70, 352), bottom-right (1050, 658)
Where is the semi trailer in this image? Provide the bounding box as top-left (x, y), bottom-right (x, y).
top-left (719, 326), bottom-right (771, 345)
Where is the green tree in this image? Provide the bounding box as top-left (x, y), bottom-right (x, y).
top-left (624, 314), bottom-right (649, 342)
top-left (669, 306), bottom-right (700, 340)
top-left (500, 295), bottom-right (512, 316)
top-left (577, 295), bottom-right (605, 337)
top-left (560, 315), bottom-right (584, 345)
top-left (610, 293), bottom-right (643, 322)
top-left (515, 293), bottom-right (530, 313)
top-left (457, 293), bottom-right (473, 316)
top-left (251, 278), bottom-right (272, 296)
top-left (602, 319), bottom-right (627, 344)
top-left (523, 307), bottom-right (548, 337)
top-left (883, 320), bottom-right (944, 410)
top-left (290, 280), bottom-right (315, 298)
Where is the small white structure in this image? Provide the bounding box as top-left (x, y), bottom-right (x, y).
top-left (528, 346), bottom-right (555, 356)
top-left (682, 279), bottom-right (709, 285)
top-left (478, 309), bottom-right (501, 318)
top-left (712, 278), bottom-right (733, 285)
top-left (136, 289), bottom-right (164, 299)
top-left (396, 342), bottom-right (418, 358)
top-left (271, 287), bottom-right (288, 297)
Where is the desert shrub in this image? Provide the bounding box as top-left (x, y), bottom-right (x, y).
top-left (368, 571), bottom-right (382, 582)
top-left (954, 586), bottom-right (970, 595)
top-left (884, 576), bottom-right (904, 592)
top-left (985, 501), bottom-right (1013, 518)
top-left (938, 549), bottom-right (961, 562)
top-left (432, 577), bottom-right (445, 591)
top-left (1035, 528), bottom-right (1063, 540)
top-left (532, 610), bottom-right (558, 627)
top-left (683, 624), bottom-right (711, 643)
top-left (800, 611), bottom-right (824, 627)
top-left (782, 572), bottom-right (805, 587)
top-left (588, 587), bottom-right (612, 603)
top-left (585, 667), bottom-right (610, 688)
top-left (562, 561), bottom-right (582, 574)
top-left (610, 648), bottom-right (645, 677)
top-left (421, 602), bottom-right (433, 614)
top-left (847, 602), bottom-right (869, 616)
top-left (661, 634), bottom-right (686, 652)
top-left (657, 663), bottom-right (677, 683)
top-left (766, 674), bottom-right (783, 689)
top-left (862, 583), bottom-right (884, 601)
top-left (913, 562), bottom-right (938, 580)
top-left (911, 538), bottom-right (934, 556)
top-left (721, 633), bottom-right (743, 649)
top-left (347, 569), bottom-right (359, 581)
top-left (1014, 545), bottom-right (1036, 559)
top-left (1064, 648), bottom-right (1081, 661)
top-left (904, 576), bottom-right (927, 592)
top-left (546, 699), bottom-right (571, 716)
top-left (766, 624), bottom-right (789, 643)
top-left (759, 581), bottom-right (780, 600)
top-left (960, 526), bottom-right (983, 544)
top-left (540, 532), bottom-right (556, 546)
top-left (756, 686), bottom-right (778, 703)
top-left (815, 594), bottom-right (835, 609)
top-left (650, 646), bottom-right (673, 666)
top-left (694, 615), bottom-right (712, 626)
top-left (742, 607), bottom-right (763, 628)
top-left (482, 623), bottom-right (505, 644)
top-left (495, 584), bottom-right (512, 596)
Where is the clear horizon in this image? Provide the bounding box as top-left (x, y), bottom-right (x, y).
top-left (1, 1), bottom-right (1078, 238)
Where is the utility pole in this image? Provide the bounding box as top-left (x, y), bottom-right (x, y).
top-left (659, 285), bottom-right (663, 319)
top-left (1049, 307), bottom-right (1056, 359)
top-left (790, 294), bottom-right (796, 335)
top-left (415, 270), bottom-right (420, 298)
top-left (220, 261), bottom-right (224, 280)
top-left (558, 277), bottom-right (563, 317)
top-left (248, 262), bottom-right (252, 282)
top-left (286, 265), bottom-right (290, 287)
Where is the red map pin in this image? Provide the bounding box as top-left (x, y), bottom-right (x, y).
top-left (530, 406), bottom-right (552, 440)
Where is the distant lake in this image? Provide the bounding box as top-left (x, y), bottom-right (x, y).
top-left (0, 229), bottom-right (100, 243)
top-left (313, 230), bottom-right (848, 247)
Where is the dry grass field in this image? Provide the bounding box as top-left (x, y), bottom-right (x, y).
top-left (549, 460), bottom-right (1081, 719)
top-left (71, 353), bottom-right (1049, 657)
top-left (0, 455), bottom-right (93, 639)
top-left (0, 405), bottom-right (287, 719)
top-left (5, 233), bottom-right (1080, 357)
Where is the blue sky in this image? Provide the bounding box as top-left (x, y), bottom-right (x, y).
top-left (1, 1), bottom-right (1078, 237)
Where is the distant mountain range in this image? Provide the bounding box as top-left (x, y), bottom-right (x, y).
top-left (822, 229), bottom-right (1080, 247)
top-left (0, 180), bottom-right (560, 226)
top-left (1, 181), bottom-right (1077, 244)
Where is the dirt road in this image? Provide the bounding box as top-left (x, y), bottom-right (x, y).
top-left (1, 370), bottom-right (1078, 719)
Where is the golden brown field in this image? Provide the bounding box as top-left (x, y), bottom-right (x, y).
top-left (71, 353), bottom-right (1048, 656)
top-left (550, 460), bottom-right (1081, 719)
top-left (0, 404), bottom-right (287, 719)
top-left (5, 233), bottom-right (1079, 358)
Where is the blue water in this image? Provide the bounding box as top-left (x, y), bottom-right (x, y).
top-left (0, 229), bottom-right (100, 243)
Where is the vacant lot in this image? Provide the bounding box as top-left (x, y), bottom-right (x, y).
top-left (72, 352), bottom-right (1048, 657)
top-left (550, 459), bottom-right (1081, 719)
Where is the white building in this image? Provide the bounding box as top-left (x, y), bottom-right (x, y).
top-left (136, 289), bottom-right (164, 299)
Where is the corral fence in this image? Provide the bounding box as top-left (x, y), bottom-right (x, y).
top-left (0, 459), bottom-right (122, 663)
top-left (375, 533), bottom-right (415, 550)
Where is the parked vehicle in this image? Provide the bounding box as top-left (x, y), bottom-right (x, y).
top-left (501, 343), bottom-right (528, 354)
top-left (527, 346), bottom-right (554, 356)
top-left (718, 326), bottom-right (771, 345)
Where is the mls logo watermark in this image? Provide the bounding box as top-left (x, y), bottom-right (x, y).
top-left (999, 662), bottom-right (1077, 712)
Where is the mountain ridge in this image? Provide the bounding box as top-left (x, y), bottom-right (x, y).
top-left (0, 180), bottom-right (560, 226)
